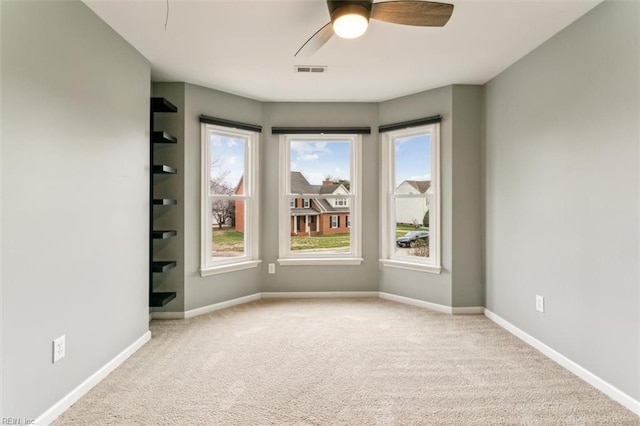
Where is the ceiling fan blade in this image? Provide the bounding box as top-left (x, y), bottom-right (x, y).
top-left (295, 22), bottom-right (335, 57)
top-left (371, 1), bottom-right (454, 27)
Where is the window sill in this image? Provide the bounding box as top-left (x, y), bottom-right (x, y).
top-left (277, 257), bottom-right (363, 266)
top-left (200, 260), bottom-right (262, 277)
top-left (379, 259), bottom-right (442, 274)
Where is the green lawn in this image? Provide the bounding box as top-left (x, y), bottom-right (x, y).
top-left (291, 233), bottom-right (350, 251)
top-left (212, 227), bottom-right (244, 252)
top-left (213, 227), bottom-right (426, 251)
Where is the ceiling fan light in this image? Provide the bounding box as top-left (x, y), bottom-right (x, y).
top-left (331, 4), bottom-right (370, 39)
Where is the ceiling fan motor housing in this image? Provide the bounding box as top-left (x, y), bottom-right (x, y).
top-left (328, 0), bottom-right (373, 23)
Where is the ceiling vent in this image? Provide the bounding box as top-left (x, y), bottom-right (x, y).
top-left (295, 65), bottom-right (328, 74)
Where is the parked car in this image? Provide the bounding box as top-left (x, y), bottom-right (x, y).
top-left (396, 231), bottom-right (429, 248)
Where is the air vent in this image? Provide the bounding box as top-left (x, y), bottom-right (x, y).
top-left (295, 65), bottom-right (328, 74)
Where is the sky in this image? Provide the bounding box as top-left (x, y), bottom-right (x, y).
top-left (394, 134), bottom-right (431, 185)
top-left (210, 133), bottom-right (245, 190)
top-left (290, 140), bottom-right (351, 185)
top-left (208, 133), bottom-right (430, 190)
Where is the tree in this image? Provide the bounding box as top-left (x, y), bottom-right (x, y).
top-left (211, 198), bottom-right (233, 228)
top-left (210, 157), bottom-right (234, 228)
top-left (422, 210), bottom-right (429, 228)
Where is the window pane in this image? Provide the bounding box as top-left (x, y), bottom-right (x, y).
top-left (289, 140), bottom-right (351, 194)
top-left (211, 199), bottom-right (245, 258)
top-left (394, 134), bottom-right (430, 194)
top-left (289, 204), bottom-right (351, 254)
top-left (394, 213), bottom-right (429, 258)
top-left (393, 132), bottom-right (431, 259)
top-left (210, 133), bottom-right (245, 195)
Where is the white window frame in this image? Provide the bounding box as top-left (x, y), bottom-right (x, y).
top-left (278, 134), bottom-right (362, 266)
top-left (335, 197), bottom-right (347, 206)
top-left (200, 124), bottom-right (260, 276)
top-left (380, 123), bottom-right (441, 274)
top-left (303, 198), bottom-right (310, 208)
top-left (330, 215), bottom-right (338, 228)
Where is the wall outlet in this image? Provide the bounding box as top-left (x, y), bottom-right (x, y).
top-left (53, 335), bottom-right (66, 363)
top-left (536, 295), bottom-right (544, 313)
top-left (268, 263), bottom-right (275, 274)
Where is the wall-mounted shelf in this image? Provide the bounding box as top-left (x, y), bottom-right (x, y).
top-left (150, 292), bottom-right (177, 307)
top-left (153, 198), bottom-right (177, 205)
top-left (152, 230), bottom-right (177, 240)
top-left (152, 131), bottom-right (177, 144)
top-left (150, 97), bottom-right (178, 308)
top-left (152, 261), bottom-right (177, 273)
top-left (153, 164), bottom-right (177, 174)
top-left (151, 97), bottom-right (178, 113)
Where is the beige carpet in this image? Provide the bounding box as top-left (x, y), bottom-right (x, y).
top-left (55, 298), bottom-right (638, 425)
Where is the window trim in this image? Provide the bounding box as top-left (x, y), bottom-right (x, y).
top-left (200, 123), bottom-right (260, 276)
top-left (379, 123), bottom-right (441, 273)
top-left (278, 134), bottom-right (362, 266)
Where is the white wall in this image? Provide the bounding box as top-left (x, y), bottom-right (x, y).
top-left (484, 0), bottom-right (639, 400)
top-left (1, 1), bottom-right (150, 418)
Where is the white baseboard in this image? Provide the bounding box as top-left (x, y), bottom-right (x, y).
top-left (184, 293), bottom-right (262, 319)
top-left (484, 309), bottom-right (640, 416)
top-left (451, 306), bottom-right (485, 314)
top-left (262, 291), bottom-right (379, 299)
top-left (378, 292), bottom-right (483, 315)
top-left (35, 331), bottom-right (151, 425)
top-left (151, 293), bottom-right (262, 320)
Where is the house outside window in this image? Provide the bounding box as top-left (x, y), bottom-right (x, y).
top-left (200, 123), bottom-right (260, 275)
top-left (278, 134), bottom-right (362, 265)
top-left (380, 123), bottom-right (441, 273)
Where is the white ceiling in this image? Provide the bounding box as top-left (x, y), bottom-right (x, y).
top-left (84, 0), bottom-right (600, 102)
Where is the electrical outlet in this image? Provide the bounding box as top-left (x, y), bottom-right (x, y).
top-left (268, 263), bottom-right (275, 274)
top-left (536, 295), bottom-right (544, 313)
top-left (53, 335), bottom-right (66, 363)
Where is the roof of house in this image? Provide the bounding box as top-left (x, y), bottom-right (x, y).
top-left (403, 180), bottom-right (431, 194)
top-left (290, 172), bottom-right (349, 214)
top-left (290, 171), bottom-right (342, 195)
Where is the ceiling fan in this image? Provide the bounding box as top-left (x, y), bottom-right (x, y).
top-left (295, 0), bottom-right (454, 57)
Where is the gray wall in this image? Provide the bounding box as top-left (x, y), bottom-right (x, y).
top-left (484, 0), bottom-right (639, 400)
top-left (183, 84), bottom-right (263, 310)
top-left (378, 86), bottom-right (454, 305)
top-left (151, 85), bottom-right (483, 306)
top-left (378, 85), bottom-right (484, 308)
top-left (1, 1), bottom-right (150, 419)
top-left (451, 85), bottom-right (484, 307)
top-left (261, 102), bottom-right (380, 292)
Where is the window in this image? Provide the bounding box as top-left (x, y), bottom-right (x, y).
top-left (278, 134), bottom-right (362, 265)
top-left (201, 123), bottom-right (260, 275)
top-left (380, 123), bottom-right (441, 273)
top-left (290, 199), bottom-right (295, 208)
top-left (346, 215), bottom-right (351, 228)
